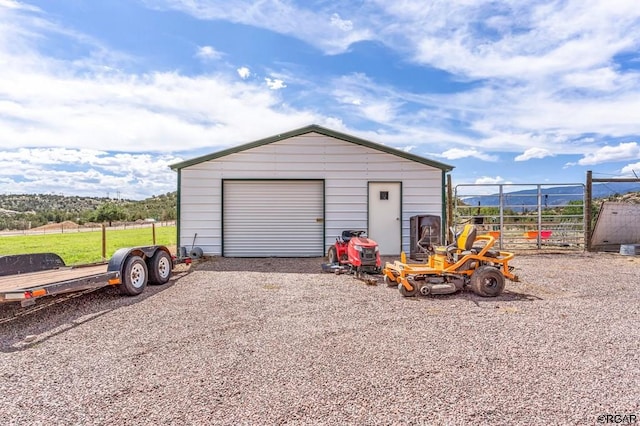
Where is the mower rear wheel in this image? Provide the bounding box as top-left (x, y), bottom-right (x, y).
top-left (327, 246), bottom-right (338, 264)
top-left (398, 281), bottom-right (419, 297)
top-left (470, 266), bottom-right (505, 297)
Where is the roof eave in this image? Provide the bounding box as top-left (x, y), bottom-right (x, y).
top-left (169, 124), bottom-right (454, 172)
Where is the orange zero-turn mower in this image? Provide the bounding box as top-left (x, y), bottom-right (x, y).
top-left (382, 224), bottom-right (519, 297)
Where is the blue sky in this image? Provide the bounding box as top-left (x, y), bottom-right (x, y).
top-left (1, 0), bottom-right (639, 199)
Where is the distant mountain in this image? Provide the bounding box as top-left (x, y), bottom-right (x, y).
top-left (461, 182), bottom-right (640, 211)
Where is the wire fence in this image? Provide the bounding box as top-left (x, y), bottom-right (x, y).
top-left (0, 221), bottom-right (176, 236)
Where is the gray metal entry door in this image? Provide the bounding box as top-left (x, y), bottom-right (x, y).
top-left (368, 182), bottom-right (401, 255)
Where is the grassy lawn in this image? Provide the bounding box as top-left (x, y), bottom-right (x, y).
top-left (0, 226), bottom-right (177, 265)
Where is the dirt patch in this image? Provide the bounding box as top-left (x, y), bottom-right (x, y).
top-left (29, 220), bottom-right (80, 232)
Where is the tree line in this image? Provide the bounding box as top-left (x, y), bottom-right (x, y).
top-left (0, 192), bottom-right (177, 231)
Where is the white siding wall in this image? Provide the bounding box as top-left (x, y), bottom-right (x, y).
top-left (179, 132), bottom-right (444, 256)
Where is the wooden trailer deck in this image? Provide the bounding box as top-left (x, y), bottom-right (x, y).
top-left (0, 265), bottom-right (111, 293)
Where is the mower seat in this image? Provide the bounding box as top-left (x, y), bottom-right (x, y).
top-left (435, 224), bottom-right (477, 256)
top-left (341, 230), bottom-right (354, 243)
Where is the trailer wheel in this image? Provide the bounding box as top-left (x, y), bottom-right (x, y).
top-left (119, 255), bottom-right (148, 296)
top-left (327, 246), bottom-right (338, 264)
top-left (470, 266), bottom-right (505, 297)
top-left (148, 251), bottom-right (172, 285)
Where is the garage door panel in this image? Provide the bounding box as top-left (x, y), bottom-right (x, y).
top-left (223, 180), bottom-right (324, 257)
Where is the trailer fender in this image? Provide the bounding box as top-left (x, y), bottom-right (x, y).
top-left (107, 245), bottom-right (171, 273)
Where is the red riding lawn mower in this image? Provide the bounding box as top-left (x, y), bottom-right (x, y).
top-left (323, 230), bottom-right (381, 284)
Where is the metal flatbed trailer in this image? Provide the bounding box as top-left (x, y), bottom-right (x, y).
top-left (0, 246), bottom-right (188, 306)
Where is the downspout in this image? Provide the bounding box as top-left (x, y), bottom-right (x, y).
top-left (176, 168), bottom-right (182, 256)
top-left (444, 171), bottom-right (450, 244)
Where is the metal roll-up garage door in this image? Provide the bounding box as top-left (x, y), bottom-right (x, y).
top-left (223, 180), bottom-right (324, 257)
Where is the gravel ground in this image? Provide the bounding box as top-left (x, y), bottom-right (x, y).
top-left (1, 252), bottom-right (639, 425)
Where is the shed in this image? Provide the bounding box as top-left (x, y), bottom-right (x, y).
top-left (590, 202), bottom-right (640, 251)
top-left (170, 124), bottom-right (453, 257)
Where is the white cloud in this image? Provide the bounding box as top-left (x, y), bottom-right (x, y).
top-left (454, 175), bottom-right (513, 196)
top-left (440, 148), bottom-right (499, 162)
top-left (0, 0), bottom-right (39, 12)
top-left (562, 67), bottom-right (620, 91)
top-left (360, 101), bottom-right (398, 123)
top-left (195, 45), bottom-right (222, 61)
top-left (265, 77), bottom-right (286, 90)
top-left (331, 73), bottom-right (404, 123)
top-left (397, 0), bottom-right (640, 80)
top-left (0, 148), bottom-right (183, 199)
top-left (577, 142), bottom-right (640, 165)
top-left (621, 162), bottom-right (640, 176)
top-left (475, 176), bottom-right (507, 185)
top-left (452, 176), bottom-right (515, 196)
top-left (515, 147), bottom-right (554, 161)
top-left (146, 0), bottom-right (372, 55)
top-left (0, 68), bottom-right (317, 152)
top-left (237, 66), bottom-right (251, 79)
top-left (330, 13), bottom-right (353, 31)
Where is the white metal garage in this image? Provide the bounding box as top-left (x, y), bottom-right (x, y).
top-left (170, 124), bottom-right (453, 257)
top-left (223, 180), bottom-right (324, 257)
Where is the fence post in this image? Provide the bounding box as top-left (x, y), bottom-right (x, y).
top-left (499, 185), bottom-right (504, 250)
top-left (152, 223), bottom-right (156, 245)
top-left (102, 223), bottom-right (107, 261)
top-left (537, 185), bottom-right (543, 249)
top-left (446, 174), bottom-right (453, 243)
top-left (585, 171), bottom-right (592, 252)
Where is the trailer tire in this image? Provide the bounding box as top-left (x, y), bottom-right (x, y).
top-left (148, 250), bottom-right (172, 285)
top-left (119, 255), bottom-right (148, 296)
top-left (470, 266), bottom-right (505, 297)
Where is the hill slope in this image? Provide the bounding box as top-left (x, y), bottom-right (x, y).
top-left (0, 192), bottom-right (177, 230)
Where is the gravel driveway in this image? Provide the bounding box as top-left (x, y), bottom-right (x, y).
top-left (1, 253), bottom-right (639, 425)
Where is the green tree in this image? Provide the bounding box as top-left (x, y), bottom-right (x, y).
top-left (94, 202), bottom-right (126, 226)
top-left (560, 200), bottom-right (585, 217)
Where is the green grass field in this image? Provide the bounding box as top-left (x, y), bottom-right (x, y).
top-left (0, 226), bottom-right (177, 265)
